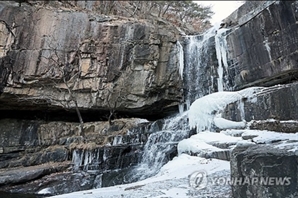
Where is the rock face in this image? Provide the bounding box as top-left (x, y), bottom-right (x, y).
top-left (0, 118), bottom-right (143, 168)
top-left (0, 113), bottom-right (186, 195)
top-left (231, 142), bottom-right (298, 198)
top-left (219, 2), bottom-right (298, 198)
top-left (0, 1), bottom-right (183, 119)
top-left (222, 82), bottom-right (298, 122)
top-left (180, 1), bottom-right (298, 106)
top-left (224, 1), bottom-right (298, 90)
top-left (0, 1), bottom-right (184, 195)
top-left (180, 1), bottom-right (298, 102)
top-left (0, 118), bottom-right (152, 195)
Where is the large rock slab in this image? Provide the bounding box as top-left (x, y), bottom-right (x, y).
top-left (223, 82), bottom-right (298, 122)
top-left (223, 1), bottom-right (298, 90)
top-left (0, 1), bottom-right (183, 118)
top-left (0, 118), bottom-right (149, 169)
top-left (0, 162), bottom-right (70, 186)
top-left (231, 142), bottom-right (298, 198)
top-left (248, 120), bottom-right (298, 133)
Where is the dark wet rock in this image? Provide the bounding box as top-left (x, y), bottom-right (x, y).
top-left (2, 170), bottom-right (97, 196)
top-left (222, 82), bottom-right (298, 122)
top-left (248, 120), bottom-right (298, 133)
top-left (231, 142), bottom-right (298, 198)
top-left (225, 1), bottom-right (298, 90)
top-left (0, 117), bottom-right (151, 194)
top-left (0, 162), bottom-right (70, 186)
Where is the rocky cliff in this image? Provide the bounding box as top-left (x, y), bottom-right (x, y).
top-left (224, 1), bottom-right (298, 90)
top-left (0, 1), bottom-right (183, 120)
top-left (0, 117), bottom-right (157, 195)
top-left (220, 1), bottom-right (298, 197)
top-left (1, 0), bottom-right (298, 197)
top-left (0, 1), bottom-right (183, 195)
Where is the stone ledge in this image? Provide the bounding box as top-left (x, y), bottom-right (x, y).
top-left (0, 162), bottom-right (71, 186)
top-left (231, 142), bottom-right (298, 198)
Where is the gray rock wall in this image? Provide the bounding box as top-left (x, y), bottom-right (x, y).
top-left (0, 117), bottom-right (154, 194)
top-left (0, 118), bottom-right (149, 169)
top-left (224, 1), bottom-right (298, 90)
top-left (231, 143), bottom-right (298, 198)
top-left (0, 1), bottom-right (183, 118)
top-left (223, 82), bottom-right (298, 122)
top-left (223, 2), bottom-right (298, 198)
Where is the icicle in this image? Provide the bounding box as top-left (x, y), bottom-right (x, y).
top-left (238, 99), bottom-right (245, 121)
top-left (215, 28), bottom-right (229, 91)
top-left (264, 37), bottom-right (272, 62)
top-left (178, 104), bottom-right (183, 114)
top-left (185, 99), bottom-right (191, 110)
top-left (72, 149), bottom-right (83, 171)
top-left (103, 148), bottom-right (107, 161)
top-left (177, 41), bottom-right (184, 80)
top-left (112, 135), bottom-right (123, 146)
top-left (93, 174), bottom-right (103, 189)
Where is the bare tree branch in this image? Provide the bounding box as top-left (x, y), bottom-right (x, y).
top-left (18, 35), bottom-right (85, 135)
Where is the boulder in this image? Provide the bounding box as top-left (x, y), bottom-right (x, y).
top-left (231, 142), bottom-right (298, 198)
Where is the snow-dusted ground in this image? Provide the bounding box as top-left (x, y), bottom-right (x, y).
top-left (50, 154), bottom-right (231, 198)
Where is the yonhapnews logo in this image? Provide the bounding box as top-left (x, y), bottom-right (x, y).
top-left (188, 170), bottom-right (291, 190)
top-left (188, 170), bottom-right (208, 190)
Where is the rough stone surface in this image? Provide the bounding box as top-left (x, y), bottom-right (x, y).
top-left (0, 118), bottom-right (153, 194)
top-left (222, 1), bottom-right (276, 28)
top-left (231, 142), bottom-right (298, 198)
top-left (0, 118), bottom-right (148, 168)
top-left (1, 170), bottom-right (99, 195)
top-left (224, 1), bottom-right (298, 90)
top-left (0, 162), bottom-right (70, 186)
top-left (248, 120), bottom-right (298, 133)
top-left (223, 82), bottom-right (298, 122)
top-left (0, 116), bottom-right (180, 195)
top-left (0, 1), bottom-right (183, 119)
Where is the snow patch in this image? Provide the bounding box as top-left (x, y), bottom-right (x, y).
top-left (235, 140), bottom-right (257, 147)
top-left (134, 118), bottom-right (149, 124)
top-left (214, 117), bottom-right (246, 129)
top-left (38, 188), bottom-right (52, 195)
top-left (50, 154), bottom-right (230, 198)
top-left (177, 132), bottom-right (242, 155)
top-left (275, 142), bottom-right (298, 151)
top-left (178, 138), bottom-right (223, 155)
top-left (242, 130), bottom-right (298, 144)
top-left (221, 129), bottom-right (246, 137)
